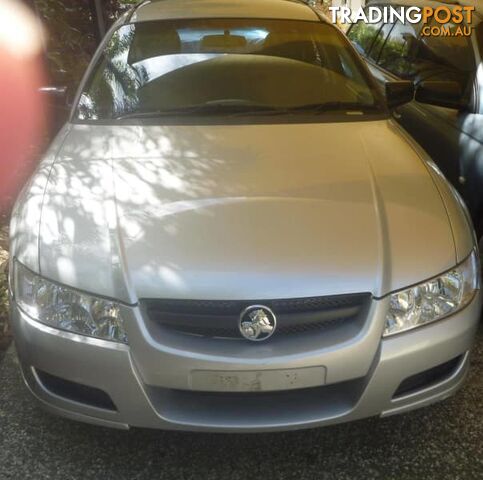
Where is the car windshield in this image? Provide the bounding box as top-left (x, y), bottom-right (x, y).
top-left (76, 18), bottom-right (384, 121)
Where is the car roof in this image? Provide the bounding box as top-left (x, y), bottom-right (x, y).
top-left (130, 0), bottom-right (320, 23)
top-left (365, 0), bottom-right (483, 19)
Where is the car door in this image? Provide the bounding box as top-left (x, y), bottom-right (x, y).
top-left (457, 22), bottom-right (483, 235)
top-left (380, 19), bottom-right (472, 195)
top-left (381, 19), bottom-right (483, 232)
top-left (348, 11), bottom-right (483, 232)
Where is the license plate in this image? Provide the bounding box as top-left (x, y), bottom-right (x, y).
top-left (190, 366), bottom-right (327, 392)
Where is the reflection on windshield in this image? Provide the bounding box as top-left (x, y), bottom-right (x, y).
top-left (77, 19), bottom-right (382, 121)
top-left (134, 53), bottom-right (218, 82)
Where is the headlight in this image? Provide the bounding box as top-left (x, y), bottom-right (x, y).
top-left (384, 250), bottom-right (479, 337)
top-left (13, 260), bottom-right (128, 344)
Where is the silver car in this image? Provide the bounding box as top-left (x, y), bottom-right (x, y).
top-left (9, 0), bottom-right (482, 432)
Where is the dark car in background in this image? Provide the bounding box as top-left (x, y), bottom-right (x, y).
top-left (348, 0), bottom-right (483, 241)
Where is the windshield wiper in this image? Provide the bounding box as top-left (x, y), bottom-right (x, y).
top-left (114, 103), bottom-right (289, 120)
top-left (115, 106), bottom-right (217, 120)
top-left (114, 101), bottom-right (380, 120)
top-left (287, 101), bottom-right (380, 114)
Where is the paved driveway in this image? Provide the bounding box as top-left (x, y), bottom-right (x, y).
top-left (0, 328), bottom-right (482, 480)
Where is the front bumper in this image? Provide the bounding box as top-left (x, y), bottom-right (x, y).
top-left (11, 291), bottom-right (482, 432)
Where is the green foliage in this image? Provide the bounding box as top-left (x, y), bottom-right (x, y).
top-left (34, 0), bottom-right (97, 88)
top-left (0, 268), bottom-right (8, 336)
top-left (32, 0), bottom-right (139, 90)
top-left (313, 0), bottom-right (334, 16)
top-left (349, 22), bottom-right (380, 53)
top-left (0, 221), bottom-right (9, 337)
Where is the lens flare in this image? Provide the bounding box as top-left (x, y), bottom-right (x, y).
top-left (0, 0), bottom-right (46, 215)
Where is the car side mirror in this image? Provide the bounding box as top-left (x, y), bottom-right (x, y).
top-left (38, 86), bottom-right (74, 133)
top-left (385, 81), bottom-right (415, 109)
top-left (415, 81), bottom-right (465, 110)
top-left (38, 85), bottom-right (73, 107)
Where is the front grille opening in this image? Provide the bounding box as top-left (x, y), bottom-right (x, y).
top-left (142, 293), bottom-right (371, 339)
top-left (393, 356), bottom-right (463, 398)
top-left (35, 369), bottom-right (117, 411)
top-left (147, 377), bottom-right (366, 428)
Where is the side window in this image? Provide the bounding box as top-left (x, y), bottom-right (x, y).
top-left (347, 10), bottom-right (383, 57)
top-left (378, 21), bottom-right (422, 78)
top-left (367, 21), bottom-right (395, 62)
top-left (415, 20), bottom-right (475, 98)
